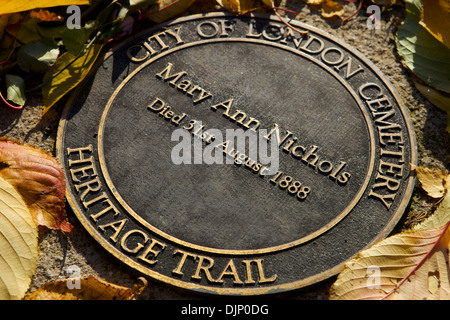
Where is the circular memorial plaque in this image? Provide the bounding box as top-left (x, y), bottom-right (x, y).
top-left (57, 13), bottom-right (417, 295)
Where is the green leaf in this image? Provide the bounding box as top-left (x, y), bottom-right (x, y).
top-left (17, 40), bottom-right (60, 73)
top-left (61, 21), bottom-right (97, 55)
top-left (5, 74), bottom-right (26, 106)
top-left (41, 43), bottom-right (103, 115)
top-left (16, 18), bottom-right (66, 45)
top-left (396, 0), bottom-right (450, 93)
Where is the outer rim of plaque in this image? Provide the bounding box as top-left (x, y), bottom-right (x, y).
top-left (56, 12), bottom-right (418, 295)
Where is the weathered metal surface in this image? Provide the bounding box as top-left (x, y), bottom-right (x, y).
top-left (57, 13), bottom-right (417, 295)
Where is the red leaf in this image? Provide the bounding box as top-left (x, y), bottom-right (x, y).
top-left (0, 137), bottom-right (72, 232)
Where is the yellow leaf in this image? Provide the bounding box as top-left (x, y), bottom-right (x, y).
top-left (413, 190), bottom-right (450, 231)
top-left (330, 221), bottom-right (450, 300)
top-left (25, 276), bottom-right (148, 300)
top-left (216, 0), bottom-right (259, 14)
top-left (146, 0), bottom-right (197, 24)
top-left (304, 0), bottom-right (323, 6)
top-left (0, 176), bottom-right (38, 300)
top-left (0, 0), bottom-right (91, 15)
top-left (299, 0), bottom-right (345, 20)
top-left (412, 164), bottom-right (450, 199)
top-left (320, 0), bottom-right (344, 20)
top-left (41, 43), bottom-right (103, 116)
top-left (420, 0), bottom-right (450, 50)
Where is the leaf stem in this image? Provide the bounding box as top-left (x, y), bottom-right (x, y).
top-left (271, 0), bottom-right (308, 35)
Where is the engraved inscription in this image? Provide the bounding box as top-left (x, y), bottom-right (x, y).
top-left (359, 83), bottom-right (406, 209)
top-left (59, 14), bottom-right (416, 294)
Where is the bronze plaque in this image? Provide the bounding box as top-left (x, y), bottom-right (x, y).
top-left (57, 13), bottom-right (417, 295)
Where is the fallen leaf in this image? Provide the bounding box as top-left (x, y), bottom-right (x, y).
top-left (412, 164), bottom-right (450, 199)
top-left (370, 0), bottom-right (400, 6)
top-left (413, 190), bottom-right (450, 231)
top-left (216, 0), bottom-right (259, 15)
top-left (0, 176), bottom-right (39, 300)
top-left (146, 0), bottom-right (197, 24)
top-left (41, 43), bottom-right (103, 116)
top-left (25, 276), bottom-right (148, 300)
top-left (330, 221), bottom-right (450, 300)
top-left (17, 40), bottom-right (60, 73)
top-left (320, 0), bottom-right (344, 20)
top-left (61, 21), bottom-right (97, 55)
top-left (0, 0), bottom-right (91, 15)
top-left (0, 14), bottom-right (12, 40)
top-left (29, 9), bottom-right (65, 22)
top-left (331, 171), bottom-right (450, 300)
top-left (5, 74), bottom-right (26, 107)
top-left (0, 137), bottom-right (72, 232)
top-left (396, 0), bottom-right (450, 93)
top-left (16, 18), bottom-right (67, 45)
top-left (303, 0), bottom-right (323, 6)
top-left (419, 0), bottom-right (450, 50)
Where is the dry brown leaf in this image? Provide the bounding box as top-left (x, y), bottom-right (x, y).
top-left (0, 176), bottom-right (38, 300)
top-left (25, 276), bottom-right (148, 300)
top-left (216, 0), bottom-right (259, 14)
top-left (30, 9), bottom-right (65, 22)
top-left (0, 137), bottom-right (72, 232)
top-left (146, 0), bottom-right (197, 24)
top-left (304, 0), bottom-right (323, 6)
top-left (413, 190), bottom-right (450, 231)
top-left (420, 0), bottom-right (450, 50)
top-left (320, 0), bottom-right (344, 20)
top-left (0, 13), bottom-right (24, 41)
top-left (412, 164), bottom-right (450, 199)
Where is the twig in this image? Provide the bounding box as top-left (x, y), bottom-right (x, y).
top-left (343, 0), bottom-right (364, 23)
top-left (271, 0), bottom-right (308, 35)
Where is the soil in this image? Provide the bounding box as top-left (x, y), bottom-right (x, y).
top-left (0, 0), bottom-right (448, 300)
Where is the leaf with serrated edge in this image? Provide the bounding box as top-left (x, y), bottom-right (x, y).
top-left (413, 190), bottom-right (450, 231)
top-left (330, 221), bottom-right (450, 300)
top-left (0, 137), bottom-right (72, 232)
top-left (0, 176), bottom-right (38, 300)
